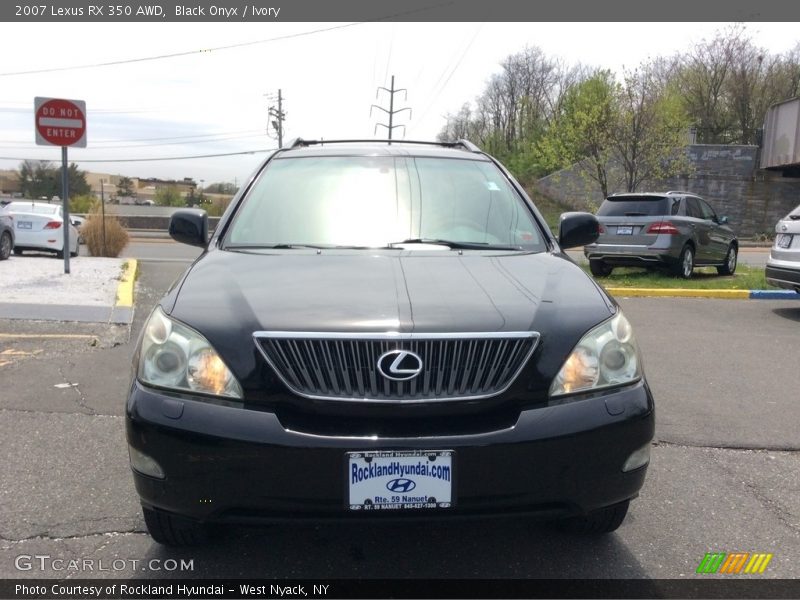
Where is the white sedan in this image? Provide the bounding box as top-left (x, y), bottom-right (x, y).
top-left (1, 201), bottom-right (79, 258)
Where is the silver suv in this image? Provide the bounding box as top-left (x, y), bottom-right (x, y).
top-left (765, 204), bottom-right (800, 293)
top-left (583, 191), bottom-right (738, 279)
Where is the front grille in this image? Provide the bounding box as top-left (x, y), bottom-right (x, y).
top-left (253, 332), bottom-right (539, 402)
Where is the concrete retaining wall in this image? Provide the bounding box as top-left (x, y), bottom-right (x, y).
top-left (535, 144), bottom-right (800, 237)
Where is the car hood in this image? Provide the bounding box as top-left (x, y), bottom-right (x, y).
top-left (166, 249), bottom-right (616, 384)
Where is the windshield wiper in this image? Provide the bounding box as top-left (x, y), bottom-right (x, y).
top-left (226, 243), bottom-right (328, 250)
top-left (389, 238), bottom-right (523, 251)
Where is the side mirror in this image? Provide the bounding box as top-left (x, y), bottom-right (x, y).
top-left (169, 209), bottom-right (208, 247)
top-left (719, 215), bottom-right (729, 225)
top-left (558, 212), bottom-right (600, 249)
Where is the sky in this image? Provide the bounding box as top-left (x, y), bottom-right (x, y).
top-left (1, 21), bottom-right (799, 186)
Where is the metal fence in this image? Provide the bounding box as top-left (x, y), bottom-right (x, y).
top-left (688, 127), bottom-right (763, 146)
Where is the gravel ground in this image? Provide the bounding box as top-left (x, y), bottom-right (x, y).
top-left (1, 255), bottom-right (125, 306)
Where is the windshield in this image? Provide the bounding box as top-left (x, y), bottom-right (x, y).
top-left (224, 155), bottom-right (544, 250)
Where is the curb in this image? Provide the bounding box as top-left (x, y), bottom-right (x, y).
top-left (110, 259), bottom-right (138, 323)
top-left (605, 287), bottom-right (800, 300)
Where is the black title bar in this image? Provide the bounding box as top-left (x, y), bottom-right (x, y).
top-left (2, 0), bottom-right (800, 22)
top-left (4, 579), bottom-right (800, 599)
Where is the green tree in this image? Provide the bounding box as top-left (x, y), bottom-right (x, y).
top-left (205, 182), bottom-right (238, 194)
top-left (154, 186), bottom-right (184, 207)
top-left (18, 160), bottom-right (58, 199)
top-left (535, 71), bottom-right (618, 197)
top-left (116, 176), bottom-right (135, 198)
top-left (613, 65), bottom-right (692, 192)
top-left (67, 163), bottom-right (91, 197)
top-left (17, 160), bottom-right (90, 199)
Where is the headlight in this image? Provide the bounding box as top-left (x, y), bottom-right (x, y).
top-left (549, 311), bottom-right (642, 397)
top-left (138, 306), bottom-right (243, 398)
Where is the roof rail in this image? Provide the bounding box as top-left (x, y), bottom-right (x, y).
top-left (278, 138), bottom-right (482, 151)
top-left (451, 139), bottom-right (481, 152)
top-left (283, 137), bottom-right (306, 149)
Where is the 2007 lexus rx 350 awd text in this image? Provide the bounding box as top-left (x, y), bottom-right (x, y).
top-left (126, 139), bottom-right (655, 545)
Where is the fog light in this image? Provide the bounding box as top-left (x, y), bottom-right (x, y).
top-left (622, 443), bottom-right (651, 472)
top-left (128, 446), bottom-right (165, 479)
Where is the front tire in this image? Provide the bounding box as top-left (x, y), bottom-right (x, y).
top-left (142, 507), bottom-right (208, 546)
top-left (672, 245), bottom-right (694, 279)
top-left (717, 245), bottom-right (737, 275)
top-left (589, 259), bottom-right (613, 277)
top-left (558, 500), bottom-right (630, 534)
top-left (0, 232), bottom-right (11, 260)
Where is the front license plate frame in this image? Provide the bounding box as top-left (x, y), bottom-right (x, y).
top-left (347, 450), bottom-right (454, 511)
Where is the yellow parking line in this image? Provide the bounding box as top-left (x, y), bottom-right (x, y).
top-left (115, 259), bottom-right (138, 308)
top-left (0, 334), bottom-right (99, 340)
top-left (605, 288), bottom-right (750, 299)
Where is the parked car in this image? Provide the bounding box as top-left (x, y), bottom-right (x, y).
top-left (127, 139), bottom-right (655, 545)
top-left (583, 191), bottom-right (738, 279)
top-left (765, 204), bottom-right (800, 293)
top-left (1, 201), bottom-right (79, 258)
top-left (70, 215), bottom-right (87, 244)
top-left (0, 213), bottom-right (14, 260)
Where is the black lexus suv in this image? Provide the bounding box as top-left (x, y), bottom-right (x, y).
top-left (126, 139), bottom-right (655, 545)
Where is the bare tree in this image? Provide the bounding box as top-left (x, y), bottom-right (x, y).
top-left (677, 26), bottom-right (741, 142)
top-left (725, 34), bottom-right (787, 144)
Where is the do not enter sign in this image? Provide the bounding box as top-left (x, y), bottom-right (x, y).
top-left (34, 97), bottom-right (87, 148)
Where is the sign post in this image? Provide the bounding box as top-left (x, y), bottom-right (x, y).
top-left (34, 97), bottom-right (87, 274)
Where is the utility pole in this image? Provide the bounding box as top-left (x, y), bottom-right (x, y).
top-left (267, 89), bottom-right (286, 148)
top-left (371, 76), bottom-right (411, 143)
top-left (100, 179), bottom-right (106, 256)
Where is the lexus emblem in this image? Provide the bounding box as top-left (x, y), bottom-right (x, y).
top-left (377, 350), bottom-right (423, 381)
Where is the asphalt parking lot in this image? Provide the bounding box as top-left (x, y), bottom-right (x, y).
top-left (1, 257), bottom-right (799, 586)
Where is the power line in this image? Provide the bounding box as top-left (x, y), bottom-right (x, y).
top-left (0, 149), bottom-right (276, 163)
top-left (0, 23), bottom-right (366, 77)
top-left (92, 129), bottom-right (263, 144)
top-left (0, 3), bottom-right (455, 78)
top-left (0, 132), bottom-right (268, 151)
top-left (0, 129), bottom-right (262, 146)
top-left (412, 24), bottom-right (483, 134)
top-left (0, 106), bottom-right (161, 115)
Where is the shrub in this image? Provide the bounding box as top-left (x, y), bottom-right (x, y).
top-left (70, 194), bottom-right (98, 214)
top-left (199, 196), bottom-right (233, 217)
top-left (82, 208), bottom-right (130, 257)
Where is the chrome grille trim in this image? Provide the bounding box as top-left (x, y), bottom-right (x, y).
top-left (253, 331), bottom-right (540, 403)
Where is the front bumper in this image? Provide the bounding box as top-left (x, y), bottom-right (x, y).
top-left (126, 379), bottom-right (655, 524)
